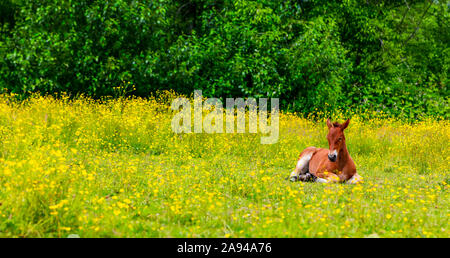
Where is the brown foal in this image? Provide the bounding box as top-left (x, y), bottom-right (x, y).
top-left (289, 119), bottom-right (362, 184)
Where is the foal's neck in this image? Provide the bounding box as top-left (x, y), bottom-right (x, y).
top-left (337, 142), bottom-right (350, 168)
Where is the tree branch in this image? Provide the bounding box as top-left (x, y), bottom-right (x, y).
top-left (402, 0), bottom-right (433, 47)
top-left (397, 0), bottom-right (410, 32)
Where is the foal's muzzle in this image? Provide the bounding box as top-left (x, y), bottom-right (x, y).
top-left (328, 153), bottom-right (337, 162)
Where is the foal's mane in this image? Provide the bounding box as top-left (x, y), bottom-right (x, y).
top-left (332, 122), bottom-right (342, 127)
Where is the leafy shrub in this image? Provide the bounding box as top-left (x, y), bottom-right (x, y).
top-left (0, 0), bottom-right (448, 119)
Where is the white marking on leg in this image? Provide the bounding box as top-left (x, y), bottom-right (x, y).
top-left (316, 177), bottom-right (328, 183)
top-left (290, 152), bottom-right (313, 181)
top-left (289, 170), bottom-right (298, 178)
top-left (296, 154), bottom-right (312, 173)
top-left (346, 174), bottom-right (362, 184)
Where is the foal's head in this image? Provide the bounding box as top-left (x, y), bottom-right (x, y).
top-left (326, 119), bottom-right (350, 162)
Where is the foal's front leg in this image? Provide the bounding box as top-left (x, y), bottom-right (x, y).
top-left (345, 173), bottom-right (363, 184)
top-left (315, 171), bottom-right (341, 183)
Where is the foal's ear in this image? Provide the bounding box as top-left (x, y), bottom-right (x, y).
top-left (326, 118), bottom-right (333, 129)
top-left (342, 119), bottom-right (350, 130)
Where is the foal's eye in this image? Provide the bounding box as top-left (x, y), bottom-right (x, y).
top-left (338, 137), bottom-right (342, 141)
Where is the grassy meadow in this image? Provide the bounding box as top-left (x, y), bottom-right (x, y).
top-left (0, 92), bottom-right (448, 237)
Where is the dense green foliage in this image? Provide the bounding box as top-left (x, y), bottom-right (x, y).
top-left (0, 0), bottom-right (448, 118)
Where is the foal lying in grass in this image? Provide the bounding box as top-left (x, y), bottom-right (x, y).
top-left (289, 119), bottom-right (362, 184)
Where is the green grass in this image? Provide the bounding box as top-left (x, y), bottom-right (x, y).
top-left (0, 93), bottom-right (448, 237)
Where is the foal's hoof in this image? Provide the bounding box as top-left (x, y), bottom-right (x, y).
top-left (298, 174), bottom-right (309, 182)
top-left (289, 176), bottom-right (298, 182)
